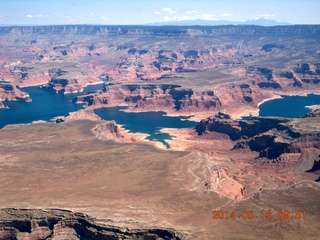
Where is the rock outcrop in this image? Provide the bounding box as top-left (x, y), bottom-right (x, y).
top-left (42, 78), bottom-right (83, 94)
top-left (294, 63), bottom-right (320, 85)
top-left (0, 24), bottom-right (319, 118)
top-left (1, 24), bottom-right (319, 92)
top-left (196, 112), bottom-right (288, 141)
top-left (91, 121), bottom-right (125, 141)
top-left (305, 107), bottom-right (320, 117)
top-left (1, 25), bottom-right (319, 36)
top-left (75, 83), bottom-right (221, 112)
top-left (0, 208), bottom-right (183, 240)
top-left (0, 81), bottom-right (31, 108)
top-left (103, 45), bottom-right (238, 82)
top-left (196, 111), bottom-right (320, 170)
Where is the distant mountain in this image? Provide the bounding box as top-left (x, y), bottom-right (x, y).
top-left (149, 18), bottom-right (291, 26)
top-left (244, 18), bottom-right (291, 26)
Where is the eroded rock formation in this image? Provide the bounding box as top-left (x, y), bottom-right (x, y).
top-left (0, 81), bottom-right (31, 108)
top-left (0, 208), bottom-right (183, 240)
top-left (0, 25), bottom-right (319, 117)
top-left (75, 83), bottom-right (221, 112)
top-left (196, 111), bottom-right (320, 172)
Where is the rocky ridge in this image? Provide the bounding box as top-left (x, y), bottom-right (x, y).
top-left (0, 81), bottom-right (31, 108)
top-left (75, 83), bottom-right (221, 112)
top-left (0, 24), bottom-right (319, 118)
top-left (196, 110), bottom-right (320, 174)
top-left (1, 25), bottom-right (319, 36)
top-left (0, 208), bottom-right (183, 240)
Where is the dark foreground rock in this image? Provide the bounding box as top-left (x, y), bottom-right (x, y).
top-left (0, 208), bottom-right (184, 240)
top-left (196, 111), bottom-right (320, 173)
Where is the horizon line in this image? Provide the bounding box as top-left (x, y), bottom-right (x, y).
top-left (1, 23), bottom-right (320, 27)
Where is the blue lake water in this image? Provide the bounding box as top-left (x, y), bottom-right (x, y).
top-left (0, 83), bottom-right (197, 147)
top-left (1, 84), bottom-right (319, 147)
top-left (94, 107), bottom-right (197, 148)
top-left (259, 94), bottom-right (320, 118)
top-left (0, 83), bottom-right (104, 128)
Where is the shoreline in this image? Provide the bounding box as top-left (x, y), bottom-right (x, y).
top-left (305, 104), bottom-right (320, 110)
top-left (82, 80), bottom-right (104, 87)
top-left (1, 90), bottom-right (320, 145)
top-left (257, 92), bottom-right (320, 107)
top-left (17, 81), bottom-right (49, 88)
top-left (17, 80), bottom-right (104, 89)
top-left (257, 94), bottom-right (283, 107)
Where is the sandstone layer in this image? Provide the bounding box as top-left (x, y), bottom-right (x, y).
top-left (0, 25), bottom-right (319, 117)
top-left (0, 208), bottom-right (183, 240)
top-left (0, 81), bottom-right (31, 108)
top-left (0, 118), bottom-right (319, 239)
top-left (1, 25), bottom-right (320, 239)
top-left (195, 111), bottom-right (320, 171)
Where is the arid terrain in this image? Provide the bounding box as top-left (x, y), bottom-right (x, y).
top-left (0, 25), bottom-right (319, 239)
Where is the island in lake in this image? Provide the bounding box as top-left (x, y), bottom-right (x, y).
top-left (0, 25), bottom-right (319, 239)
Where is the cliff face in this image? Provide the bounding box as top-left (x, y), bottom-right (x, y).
top-left (103, 45), bottom-right (238, 82)
top-left (75, 83), bottom-right (221, 112)
top-left (0, 81), bottom-right (31, 108)
top-left (0, 208), bottom-right (183, 240)
top-left (196, 111), bottom-right (320, 172)
top-left (1, 25), bottom-right (320, 36)
top-left (42, 78), bottom-right (84, 94)
top-left (0, 25), bottom-right (242, 95)
top-left (196, 112), bottom-right (288, 141)
top-left (0, 24), bottom-right (319, 117)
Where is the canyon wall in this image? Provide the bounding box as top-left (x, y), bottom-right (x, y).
top-left (196, 110), bottom-right (320, 172)
top-left (0, 24), bottom-right (319, 116)
top-left (0, 208), bottom-right (183, 240)
top-left (75, 83), bottom-right (221, 112)
top-left (0, 81), bottom-right (31, 108)
top-left (1, 25), bottom-right (320, 36)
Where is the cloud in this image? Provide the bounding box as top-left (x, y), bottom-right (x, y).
top-left (26, 14), bottom-right (52, 19)
top-left (35, 14), bottom-right (48, 18)
top-left (254, 14), bottom-right (276, 19)
top-left (164, 15), bottom-right (197, 21)
top-left (220, 13), bottom-right (232, 17)
top-left (163, 13), bottom-right (219, 22)
top-left (162, 8), bottom-right (177, 14)
top-left (200, 14), bottom-right (219, 21)
top-left (155, 8), bottom-right (221, 22)
top-left (187, 10), bottom-right (200, 14)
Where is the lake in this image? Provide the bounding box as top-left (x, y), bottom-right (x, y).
top-left (0, 83), bottom-right (104, 129)
top-left (94, 107), bottom-right (197, 148)
top-left (0, 84), bottom-right (197, 147)
top-left (1, 85), bottom-right (318, 147)
top-left (259, 94), bottom-right (320, 118)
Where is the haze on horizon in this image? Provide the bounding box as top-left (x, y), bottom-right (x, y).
top-left (0, 0), bottom-right (319, 26)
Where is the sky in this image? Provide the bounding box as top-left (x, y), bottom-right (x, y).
top-left (0, 0), bottom-right (319, 26)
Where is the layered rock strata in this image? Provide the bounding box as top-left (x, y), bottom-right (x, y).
top-left (0, 25), bottom-right (319, 117)
top-left (196, 111), bottom-right (320, 173)
top-left (0, 208), bottom-right (183, 240)
top-left (0, 81), bottom-right (31, 108)
top-left (75, 83), bottom-right (221, 112)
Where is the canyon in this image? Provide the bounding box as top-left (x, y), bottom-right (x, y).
top-left (0, 116), bottom-right (319, 239)
top-left (0, 25), bottom-right (319, 239)
top-left (0, 208), bottom-right (182, 240)
top-left (0, 25), bottom-right (319, 116)
top-left (196, 111), bottom-right (320, 169)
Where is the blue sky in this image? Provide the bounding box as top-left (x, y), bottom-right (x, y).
top-left (0, 0), bottom-right (319, 25)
